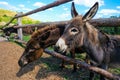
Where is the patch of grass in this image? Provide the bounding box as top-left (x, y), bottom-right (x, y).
top-left (109, 68), bottom-right (120, 74)
top-left (0, 8), bottom-right (40, 25)
top-left (6, 34), bottom-right (30, 48)
top-left (47, 46), bottom-right (54, 50)
top-left (23, 35), bottom-right (31, 42)
top-left (76, 53), bottom-right (86, 60)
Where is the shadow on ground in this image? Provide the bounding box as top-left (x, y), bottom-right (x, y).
top-left (16, 55), bottom-right (89, 80)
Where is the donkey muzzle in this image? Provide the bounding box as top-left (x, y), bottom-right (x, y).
top-left (18, 59), bottom-right (28, 68)
top-left (55, 38), bottom-right (68, 53)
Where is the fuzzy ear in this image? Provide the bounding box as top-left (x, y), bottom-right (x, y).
top-left (40, 31), bottom-right (50, 41)
top-left (82, 2), bottom-right (99, 21)
top-left (71, 2), bottom-right (78, 18)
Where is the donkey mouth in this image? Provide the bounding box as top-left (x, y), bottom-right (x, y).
top-left (55, 38), bottom-right (68, 53)
top-left (59, 48), bottom-right (67, 53)
top-left (18, 60), bottom-right (28, 68)
top-left (54, 44), bottom-right (68, 53)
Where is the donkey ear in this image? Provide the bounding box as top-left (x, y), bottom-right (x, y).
top-left (71, 2), bottom-right (78, 18)
top-left (40, 31), bottom-right (50, 41)
top-left (82, 2), bottom-right (99, 21)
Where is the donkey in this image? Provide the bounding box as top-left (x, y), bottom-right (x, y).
top-left (2, 27), bottom-right (17, 36)
top-left (55, 2), bottom-right (120, 80)
top-left (2, 26), bottom-right (37, 36)
top-left (18, 25), bottom-right (65, 67)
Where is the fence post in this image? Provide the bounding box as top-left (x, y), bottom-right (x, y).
top-left (17, 12), bottom-right (23, 40)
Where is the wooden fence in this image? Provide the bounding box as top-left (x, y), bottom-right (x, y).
top-left (3, 0), bottom-right (120, 40)
top-left (44, 49), bottom-right (120, 80)
top-left (2, 0), bottom-right (120, 79)
top-left (3, 0), bottom-right (72, 40)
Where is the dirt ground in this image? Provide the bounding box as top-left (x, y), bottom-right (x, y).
top-left (0, 41), bottom-right (89, 80)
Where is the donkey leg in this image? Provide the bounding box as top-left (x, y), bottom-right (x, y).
top-left (89, 62), bottom-right (95, 80)
top-left (59, 52), bottom-right (66, 69)
top-left (99, 64), bottom-right (108, 80)
top-left (70, 50), bottom-right (77, 72)
top-left (89, 71), bottom-right (95, 80)
top-left (85, 55), bottom-right (90, 64)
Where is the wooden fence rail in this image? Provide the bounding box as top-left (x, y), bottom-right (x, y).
top-left (13, 18), bottom-right (120, 29)
top-left (44, 49), bottom-right (120, 80)
top-left (2, 0), bottom-right (120, 41)
top-left (3, 0), bottom-right (72, 28)
top-left (14, 21), bottom-right (68, 28)
top-left (17, 12), bottom-right (23, 40)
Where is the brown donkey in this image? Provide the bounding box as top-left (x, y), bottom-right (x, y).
top-left (2, 26), bottom-right (37, 36)
top-left (18, 25), bottom-right (65, 67)
top-left (55, 2), bottom-right (120, 80)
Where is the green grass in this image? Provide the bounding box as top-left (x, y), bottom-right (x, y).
top-left (0, 8), bottom-right (40, 29)
top-left (7, 34), bottom-right (30, 41)
top-left (6, 34), bottom-right (30, 48)
top-left (109, 68), bottom-right (120, 74)
top-left (23, 35), bottom-right (31, 42)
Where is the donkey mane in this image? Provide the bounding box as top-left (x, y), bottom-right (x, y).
top-left (85, 22), bottom-right (120, 48)
top-left (31, 24), bottom-right (57, 39)
top-left (85, 22), bottom-right (99, 44)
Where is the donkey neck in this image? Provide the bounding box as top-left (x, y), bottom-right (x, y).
top-left (83, 22), bottom-right (100, 46)
top-left (83, 22), bottom-right (109, 64)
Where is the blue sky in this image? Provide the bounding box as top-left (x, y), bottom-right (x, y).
top-left (0, 0), bottom-right (120, 22)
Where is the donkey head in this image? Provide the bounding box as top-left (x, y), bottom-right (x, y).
top-left (18, 31), bottom-right (50, 67)
top-left (55, 2), bottom-right (99, 53)
top-left (3, 27), bottom-right (17, 36)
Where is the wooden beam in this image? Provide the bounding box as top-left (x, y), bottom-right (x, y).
top-left (14, 18), bottom-right (120, 29)
top-left (3, 0), bottom-right (72, 28)
top-left (44, 49), bottom-right (120, 80)
top-left (14, 0), bottom-right (72, 18)
top-left (14, 21), bottom-right (68, 29)
top-left (17, 12), bottom-right (23, 40)
top-left (90, 18), bottom-right (120, 27)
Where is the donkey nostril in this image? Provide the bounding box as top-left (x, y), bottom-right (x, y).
top-left (18, 60), bottom-right (23, 67)
top-left (18, 59), bottom-right (28, 68)
top-left (54, 46), bottom-right (60, 52)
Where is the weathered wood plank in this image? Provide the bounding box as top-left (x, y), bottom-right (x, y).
top-left (14, 18), bottom-right (120, 29)
top-left (3, 0), bottom-right (72, 28)
top-left (44, 49), bottom-right (120, 80)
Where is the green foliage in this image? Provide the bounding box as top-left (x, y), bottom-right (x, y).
top-left (99, 15), bottom-right (120, 35)
top-left (0, 8), bottom-right (40, 28)
top-left (109, 68), bottom-right (120, 75)
top-left (23, 35), bottom-right (31, 42)
top-left (22, 17), bottom-right (40, 24)
top-left (99, 27), bottom-right (120, 35)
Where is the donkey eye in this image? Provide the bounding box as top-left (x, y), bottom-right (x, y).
top-left (71, 28), bottom-right (78, 32)
top-left (70, 28), bottom-right (79, 35)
